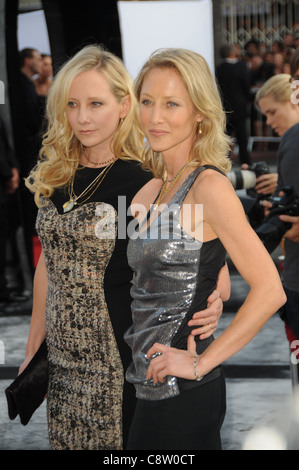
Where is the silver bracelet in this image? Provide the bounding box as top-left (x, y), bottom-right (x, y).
top-left (193, 354), bottom-right (203, 382)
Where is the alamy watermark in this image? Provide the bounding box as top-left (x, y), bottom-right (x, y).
top-left (291, 80), bottom-right (299, 105)
top-left (291, 340), bottom-right (299, 365)
top-left (94, 197), bottom-right (203, 250)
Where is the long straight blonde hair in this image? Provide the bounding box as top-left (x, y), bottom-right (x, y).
top-left (134, 48), bottom-right (232, 178)
top-left (26, 44), bottom-right (143, 207)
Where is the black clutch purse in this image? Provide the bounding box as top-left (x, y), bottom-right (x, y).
top-left (5, 339), bottom-right (48, 425)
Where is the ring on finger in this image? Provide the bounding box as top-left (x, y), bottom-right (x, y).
top-left (150, 352), bottom-right (163, 360)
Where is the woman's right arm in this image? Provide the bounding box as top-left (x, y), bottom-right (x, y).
top-left (19, 250), bottom-right (48, 373)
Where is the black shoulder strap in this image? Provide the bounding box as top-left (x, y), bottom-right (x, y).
top-left (200, 164), bottom-right (226, 177)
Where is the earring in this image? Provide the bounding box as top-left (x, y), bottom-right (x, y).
top-left (119, 117), bottom-right (124, 126)
top-left (198, 121), bottom-right (203, 135)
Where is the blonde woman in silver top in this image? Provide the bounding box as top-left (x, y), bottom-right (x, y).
top-left (125, 48), bottom-right (286, 450)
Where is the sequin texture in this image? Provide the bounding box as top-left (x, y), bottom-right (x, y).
top-left (125, 166), bottom-right (226, 401)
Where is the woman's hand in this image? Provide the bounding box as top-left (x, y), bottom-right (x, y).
top-left (188, 290), bottom-right (223, 339)
top-left (146, 335), bottom-right (198, 384)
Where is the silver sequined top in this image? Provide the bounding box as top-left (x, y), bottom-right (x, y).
top-left (125, 166), bottom-right (226, 400)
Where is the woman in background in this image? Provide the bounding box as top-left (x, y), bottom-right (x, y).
top-left (256, 73), bottom-right (299, 347)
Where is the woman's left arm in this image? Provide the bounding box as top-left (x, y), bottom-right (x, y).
top-left (147, 172), bottom-right (286, 383)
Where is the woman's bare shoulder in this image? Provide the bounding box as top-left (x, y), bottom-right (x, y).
top-left (193, 167), bottom-right (233, 200)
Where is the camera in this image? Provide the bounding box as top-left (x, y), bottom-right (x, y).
top-left (227, 161), bottom-right (271, 193)
top-left (228, 161), bottom-right (272, 229)
top-left (256, 186), bottom-right (299, 253)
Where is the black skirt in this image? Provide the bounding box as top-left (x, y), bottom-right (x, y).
top-left (127, 370), bottom-right (226, 450)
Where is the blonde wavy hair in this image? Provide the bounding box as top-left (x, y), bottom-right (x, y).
top-left (134, 48), bottom-right (232, 178)
top-left (26, 44), bottom-right (143, 207)
top-left (255, 73), bottom-right (293, 107)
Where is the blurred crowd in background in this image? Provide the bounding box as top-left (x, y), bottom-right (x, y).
top-left (1, 33), bottom-right (299, 311)
top-left (227, 33), bottom-right (299, 139)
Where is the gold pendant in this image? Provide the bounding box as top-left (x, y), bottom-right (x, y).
top-left (63, 198), bottom-right (76, 213)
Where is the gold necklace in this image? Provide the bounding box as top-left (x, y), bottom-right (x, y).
top-left (165, 162), bottom-right (189, 182)
top-left (154, 162), bottom-right (190, 211)
top-left (62, 159), bottom-right (117, 213)
top-left (83, 149), bottom-right (115, 167)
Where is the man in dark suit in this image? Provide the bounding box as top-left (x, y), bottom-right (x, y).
top-left (18, 48), bottom-right (43, 178)
top-left (216, 44), bottom-right (252, 165)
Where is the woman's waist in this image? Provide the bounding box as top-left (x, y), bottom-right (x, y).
top-left (130, 280), bottom-right (196, 311)
top-left (124, 308), bottom-right (187, 350)
top-left (126, 281), bottom-right (215, 350)
top-left (129, 283), bottom-right (213, 334)
top-left (125, 316), bottom-right (215, 357)
top-left (125, 338), bottom-right (220, 401)
top-left (124, 310), bottom-right (215, 388)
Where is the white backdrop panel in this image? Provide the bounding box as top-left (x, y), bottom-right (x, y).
top-left (117, 0), bottom-right (214, 79)
top-left (18, 10), bottom-right (51, 54)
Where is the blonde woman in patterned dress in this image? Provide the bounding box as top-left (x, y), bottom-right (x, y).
top-left (20, 45), bottom-right (228, 450)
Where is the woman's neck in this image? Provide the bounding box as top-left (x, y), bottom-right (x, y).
top-left (81, 145), bottom-right (115, 168)
top-left (160, 136), bottom-right (196, 181)
top-left (162, 149), bottom-right (193, 181)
